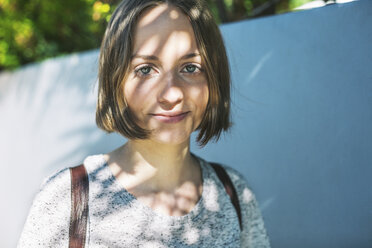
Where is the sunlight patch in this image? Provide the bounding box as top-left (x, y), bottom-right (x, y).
top-left (170, 9), bottom-right (180, 19)
top-left (242, 188), bottom-right (253, 204)
top-left (183, 226), bottom-right (200, 244)
top-left (142, 241), bottom-right (167, 248)
top-left (190, 7), bottom-right (201, 19)
top-left (203, 183), bottom-right (220, 211)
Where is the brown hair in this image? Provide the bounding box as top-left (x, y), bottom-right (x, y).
top-left (96, 0), bottom-right (231, 146)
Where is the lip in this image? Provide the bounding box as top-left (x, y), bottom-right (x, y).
top-left (150, 111), bottom-right (190, 123)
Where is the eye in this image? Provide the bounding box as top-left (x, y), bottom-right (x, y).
top-left (134, 65), bottom-right (155, 77)
top-left (139, 66), bottom-right (151, 74)
top-left (181, 64), bottom-right (202, 74)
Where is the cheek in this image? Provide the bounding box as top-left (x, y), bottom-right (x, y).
top-left (123, 80), bottom-right (136, 106)
top-left (190, 82), bottom-right (209, 114)
top-left (123, 82), bottom-right (149, 127)
top-left (123, 79), bottom-right (152, 110)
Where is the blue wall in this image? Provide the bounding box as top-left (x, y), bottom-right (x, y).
top-left (1, 0), bottom-right (371, 247)
top-left (208, 1), bottom-right (372, 246)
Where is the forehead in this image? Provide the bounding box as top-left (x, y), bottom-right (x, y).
top-left (133, 4), bottom-right (199, 58)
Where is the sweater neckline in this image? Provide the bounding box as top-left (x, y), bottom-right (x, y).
top-left (93, 153), bottom-right (209, 222)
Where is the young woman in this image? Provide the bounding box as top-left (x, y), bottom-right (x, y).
top-left (18, 0), bottom-right (270, 247)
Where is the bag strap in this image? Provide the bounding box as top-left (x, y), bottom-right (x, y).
top-left (69, 164), bottom-right (89, 248)
top-left (210, 162), bottom-right (243, 230)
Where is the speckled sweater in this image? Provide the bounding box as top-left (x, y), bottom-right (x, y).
top-left (18, 155), bottom-right (270, 247)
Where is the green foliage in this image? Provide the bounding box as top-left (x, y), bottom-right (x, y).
top-left (0, 0), bottom-right (314, 70)
top-left (288, 0), bottom-right (315, 9)
top-left (0, 0), bottom-right (120, 70)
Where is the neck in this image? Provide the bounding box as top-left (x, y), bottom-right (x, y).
top-left (108, 139), bottom-right (198, 192)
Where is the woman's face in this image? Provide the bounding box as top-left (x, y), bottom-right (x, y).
top-left (124, 4), bottom-right (209, 145)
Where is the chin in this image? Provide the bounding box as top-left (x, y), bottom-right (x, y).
top-left (150, 130), bottom-right (191, 146)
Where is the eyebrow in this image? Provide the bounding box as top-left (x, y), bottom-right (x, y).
top-left (131, 53), bottom-right (200, 61)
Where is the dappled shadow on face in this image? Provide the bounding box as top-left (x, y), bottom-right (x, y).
top-left (123, 4), bottom-right (209, 145)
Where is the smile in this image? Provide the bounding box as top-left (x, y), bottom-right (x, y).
top-left (150, 111), bottom-right (190, 123)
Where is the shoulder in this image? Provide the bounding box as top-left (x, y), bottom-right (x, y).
top-left (38, 166), bottom-right (72, 206)
top-left (37, 154), bottom-right (107, 190)
top-left (30, 153), bottom-right (106, 207)
top-left (40, 167), bottom-right (71, 191)
top-left (203, 160), bottom-right (270, 245)
top-left (223, 166), bottom-right (257, 205)
top-left (18, 167), bottom-right (72, 247)
top-left (82, 154), bottom-right (107, 174)
top-left (29, 166), bottom-right (72, 210)
top-left (213, 164), bottom-right (260, 217)
top-left (207, 161), bottom-right (256, 205)
top-left (18, 154), bottom-right (103, 248)
top-left (219, 165), bottom-right (271, 247)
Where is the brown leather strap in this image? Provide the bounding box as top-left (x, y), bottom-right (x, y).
top-left (210, 162), bottom-right (243, 230)
top-left (69, 164), bottom-right (89, 248)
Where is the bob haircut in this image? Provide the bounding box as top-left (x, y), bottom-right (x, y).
top-left (96, 0), bottom-right (231, 146)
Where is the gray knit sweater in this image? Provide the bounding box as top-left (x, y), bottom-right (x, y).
top-left (18, 155), bottom-right (270, 247)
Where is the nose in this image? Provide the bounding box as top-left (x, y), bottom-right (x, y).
top-left (157, 72), bottom-right (183, 110)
